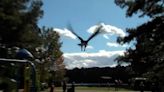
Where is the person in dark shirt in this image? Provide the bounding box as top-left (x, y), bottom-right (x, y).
top-left (62, 80), bottom-right (67, 92)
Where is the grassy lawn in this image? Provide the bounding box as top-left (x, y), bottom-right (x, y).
top-left (42, 86), bottom-right (135, 92)
top-left (75, 86), bottom-right (131, 91)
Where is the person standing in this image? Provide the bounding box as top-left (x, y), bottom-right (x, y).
top-left (71, 82), bottom-right (75, 92)
top-left (50, 82), bottom-right (55, 92)
top-left (62, 80), bottom-right (67, 92)
top-left (139, 81), bottom-right (144, 92)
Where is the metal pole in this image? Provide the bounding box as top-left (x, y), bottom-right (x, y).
top-left (27, 60), bottom-right (36, 92)
top-left (0, 58), bottom-right (36, 92)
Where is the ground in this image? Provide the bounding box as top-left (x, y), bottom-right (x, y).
top-left (41, 86), bottom-right (151, 92)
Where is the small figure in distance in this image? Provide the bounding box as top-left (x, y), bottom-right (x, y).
top-left (62, 80), bottom-right (67, 92)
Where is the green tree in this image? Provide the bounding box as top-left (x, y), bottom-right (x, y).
top-left (115, 0), bottom-right (163, 17)
top-left (0, 0), bottom-right (65, 90)
top-left (0, 0), bottom-right (43, 91)
top-left (36, 27), bottom-right (64, 86)
top-left (115, 0), bottom-right (164, 90)
top-left (0, 0), bottom-right (43, 58)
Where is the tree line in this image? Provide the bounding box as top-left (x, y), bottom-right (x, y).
top-left (115, 0), bottom-right (164, 91)
top-left (0, 0), bottom-right (64, 91)
top-left (66, 66), bottom-right (131, 84)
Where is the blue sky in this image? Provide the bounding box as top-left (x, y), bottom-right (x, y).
top-left (39, 0), bottom-right (149, 69)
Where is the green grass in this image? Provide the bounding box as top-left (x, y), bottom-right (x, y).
top-left (75, 86), bottom-right (133, 91)
top-left (42, 86), bottom-right (134, 92)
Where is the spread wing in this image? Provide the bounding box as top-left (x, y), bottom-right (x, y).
top-left (67, 23), bottom-right (84, 41)
top-left (87, 25), bottom-right (102, 42)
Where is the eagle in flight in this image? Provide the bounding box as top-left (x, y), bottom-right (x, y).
top-left (68, 24), bottom-right (103, 51)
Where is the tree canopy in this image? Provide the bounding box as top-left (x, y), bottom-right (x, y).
top-left (0, 0), bottom-right (65, 90)
top-left (0, 0), bottom-right (43, 48)
top-left (115, 0), bottom-right (164, 89)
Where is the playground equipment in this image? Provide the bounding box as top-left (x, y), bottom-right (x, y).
top-left (0, 48), bottom-right (36, 92)
top-left (0, 58), bottom-right (36, 92)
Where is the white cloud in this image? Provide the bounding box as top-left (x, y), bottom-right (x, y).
top-left (107, 42), bottom-right (128, 47)
top-left (86, 45), bottom-right (94, 49)
top-left (87, 23), bottom-right (126, 39)
top-left (63, 50), bottom-right (125, 69)
top-left (107, 42), bottom-right (120, 47)
top-left (103, 34), bottom-right (110, 39)
top-left (110, 63), bottom-right (118, 67)
top-left (53, 23), bottom-right (126, 41)
top-left (53, 28), bottom-right (77, 39)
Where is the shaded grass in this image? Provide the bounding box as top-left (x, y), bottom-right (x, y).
top-left (75, 86), bottom-right (133, 91)
top-left (41, 86), bottom-right (135, 92)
